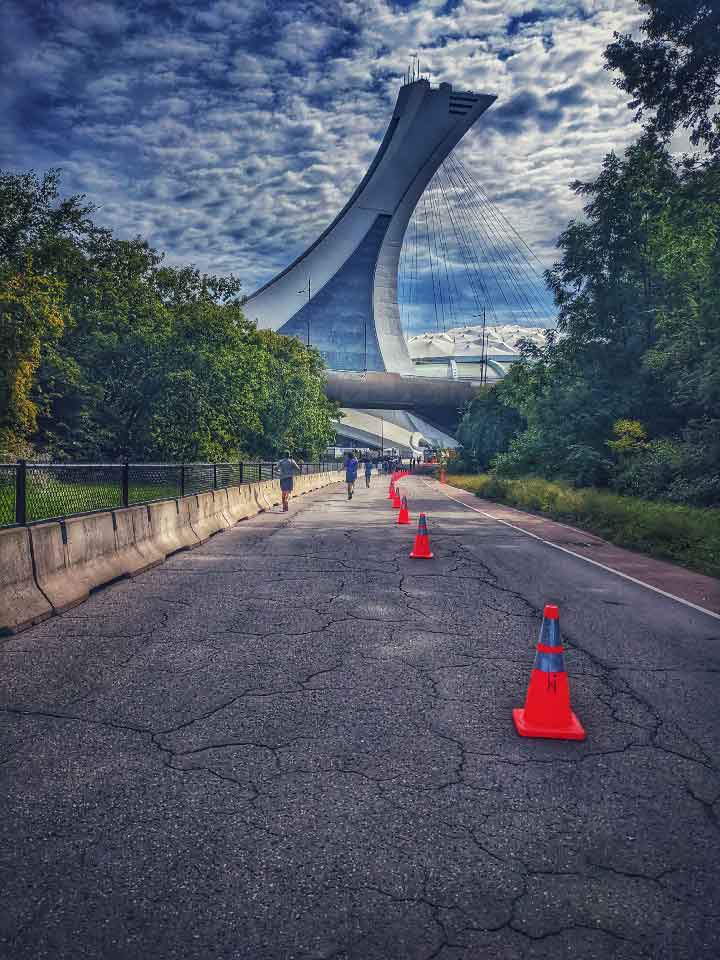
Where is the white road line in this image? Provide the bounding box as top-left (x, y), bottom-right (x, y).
top-left (420, 479), bottom-right (720, 622)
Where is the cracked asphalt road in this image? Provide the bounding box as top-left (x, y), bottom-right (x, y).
top-left (1, 476), bottom-right (719, 960)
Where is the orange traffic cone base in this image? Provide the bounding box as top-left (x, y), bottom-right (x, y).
top-left (512, 707), bottom-right (586, 740)
top-left (410, 546), bottom-right (434, 558)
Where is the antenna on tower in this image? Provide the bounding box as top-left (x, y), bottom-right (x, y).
top-left (411, 53), bottom-right (419, 82)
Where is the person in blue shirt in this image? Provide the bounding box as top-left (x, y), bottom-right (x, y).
top-left (345, 451), bottom-right (359, 500)
top-left (363, 457), bottom-right (373, 488)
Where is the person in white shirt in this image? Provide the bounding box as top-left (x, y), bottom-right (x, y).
top-left (277, 451), bottom-right (301, 512)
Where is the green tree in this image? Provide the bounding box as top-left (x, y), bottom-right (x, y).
top-left (455, 1), bottom-right (720, 505)
top-left (0, 169), bottom-right (338, 463)
top-left (0, 261), bottom-right (67, 457)
top-left (456, 383), bottom-right (525, 471)
top-left (605, 0), bottom-right (720, 154)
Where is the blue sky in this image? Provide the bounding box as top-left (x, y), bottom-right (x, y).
top-left (1, 0), bottom-right (644, 333)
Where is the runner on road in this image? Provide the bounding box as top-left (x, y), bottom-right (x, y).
top-left (277, 451), bottom-right (301, 512)
top-left (364, 457), bottom-right (373, 488)
top-left (345, 451), bottom-right (358, 500)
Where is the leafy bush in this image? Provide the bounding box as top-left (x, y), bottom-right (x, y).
top-left (492, 427), bottom-right (551, 478)
top-left (455, 385), bottom-right (525, 472)
top-left (561, 443), bottom-right (614, 487)
top-left (611, 436), bottom-right (720, 506)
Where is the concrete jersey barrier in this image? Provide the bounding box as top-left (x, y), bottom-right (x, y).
top-left (212, 489), bottom-right (234, 527)
top-left (63, 513), bottom-right (134, 592)
top-left (30, 521), bottom-right (90, 614)
top-left (0, 527), bottom-right (53, 633)
top-left (188, 491), bottom-right (230, 543)
top-left (113, 506), bottom-right (165, 577)
top-left (147, 499), bottom-right (200, 557)
top-left (0, 469), bottom-right (344, 632)
top-left (226, 485), bottom-right (260, 522)
top-left (254, 478), bottom-right (281, 511)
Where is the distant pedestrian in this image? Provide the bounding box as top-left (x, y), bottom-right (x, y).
top-left (277, 450), bottom-right (301, 512)
top-left (364, 457), bottom-right (373, 488)
top-left (345, 451), bottom-right (358, 500)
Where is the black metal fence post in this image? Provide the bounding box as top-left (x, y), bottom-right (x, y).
top-left (271, 462), bottom-right (275, 480)
top-left (15, 460), bottom-right (26, 525)
top-left (180, 463), bottom-right (186, 498)
top-left (238, 461), bottom-right (243, 485)
top-left (213, 462), bottom-right (218, 490)
top-left (121, 462), bottom-right (129, 507)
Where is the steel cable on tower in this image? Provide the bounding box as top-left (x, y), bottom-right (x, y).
top-left (422, 194), bottom-right (441, 332)
top-left (448, 154), bottom-right (552, 313)
top-left (453, 154), bottom-right (549, 277)
top-left (427, 190), bottom-right (447, 330)
top-left (439, 159), bottom-right (528, 324)
top-left (397, 150), bottom-right (556, 338)
top-left (434, 165), bottom-right (497, 324)
top-left (428, 176), bottom-right (460, 329)
top-left (444, 155), bottom-right (543, 322)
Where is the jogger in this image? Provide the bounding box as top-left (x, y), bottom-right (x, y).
top-left (277, 451), bottom-right (301, 511)
top-left (345, 451), bottom-right (358, 499)
top-left (364, 458), bottom-right (373, 488)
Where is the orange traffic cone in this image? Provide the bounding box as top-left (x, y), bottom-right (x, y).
top-left (397, 496), bottom-right (410, 525)
top-left (410, 513), bottom-right (433, 559)
top-left (388, 479), bottom-right (395, 500)
top-left (439, 468), bottom-right (447, 484)
top-left (392, 488), bottom-right (402, 509)
top-left (513, 605), bottom-right (585, 740)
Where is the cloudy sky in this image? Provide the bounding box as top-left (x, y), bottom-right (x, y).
top-left (1, 0), bottom-right (644, 333)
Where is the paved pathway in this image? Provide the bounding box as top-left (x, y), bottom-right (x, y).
top-left (1, 476), bottom-right (719, 959)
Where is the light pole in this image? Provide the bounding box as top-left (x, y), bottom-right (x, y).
top-left (297, 277), bottom-right (311, 346)
top-left (474, 305), bottom-right (487, 386)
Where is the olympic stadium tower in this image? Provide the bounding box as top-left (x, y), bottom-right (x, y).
top-left (243, 78), bottom-right (497, 453)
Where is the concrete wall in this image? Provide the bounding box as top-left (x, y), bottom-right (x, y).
top-left (0, 470), bottom-right (344, 635)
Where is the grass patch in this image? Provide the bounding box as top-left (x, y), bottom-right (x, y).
top-left (0, 480), bottom-right (183, 526)
top-left (446, 473), bottom-right (720, 579)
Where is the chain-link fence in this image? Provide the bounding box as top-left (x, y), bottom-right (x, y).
top-left (0, 464), bottom-right (16, 528)
top-left (0, 459), bottom-right (339, 527)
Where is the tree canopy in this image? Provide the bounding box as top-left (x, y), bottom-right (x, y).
top-left (456, 0), bottom-right (720, 507)
top-left (0, 170), bottom-right (338, 462)
top-left (605, 0), bottom-right (720, 155)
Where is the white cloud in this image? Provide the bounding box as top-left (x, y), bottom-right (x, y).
top-left (0, 0), bottom-right (649, 328)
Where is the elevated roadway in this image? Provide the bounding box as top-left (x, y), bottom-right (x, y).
top-left (325, 370), bottom-right (479, 431)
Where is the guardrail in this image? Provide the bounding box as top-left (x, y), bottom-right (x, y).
top-left (0, 460), bottom-right (338, 528)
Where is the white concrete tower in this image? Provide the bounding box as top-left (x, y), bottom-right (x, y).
top-left (244, 79), bottom-right (496, 374)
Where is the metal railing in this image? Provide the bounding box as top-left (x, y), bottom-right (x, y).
top-left (0, 460), bottom-right (339, 528)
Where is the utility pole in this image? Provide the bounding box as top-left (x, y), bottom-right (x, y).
top-left (481, 304), bottom-right (487, 386)
top-left (473, 307), bottom-right (488, 386)
top-left (297, 277), bottom-right (311, 346)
